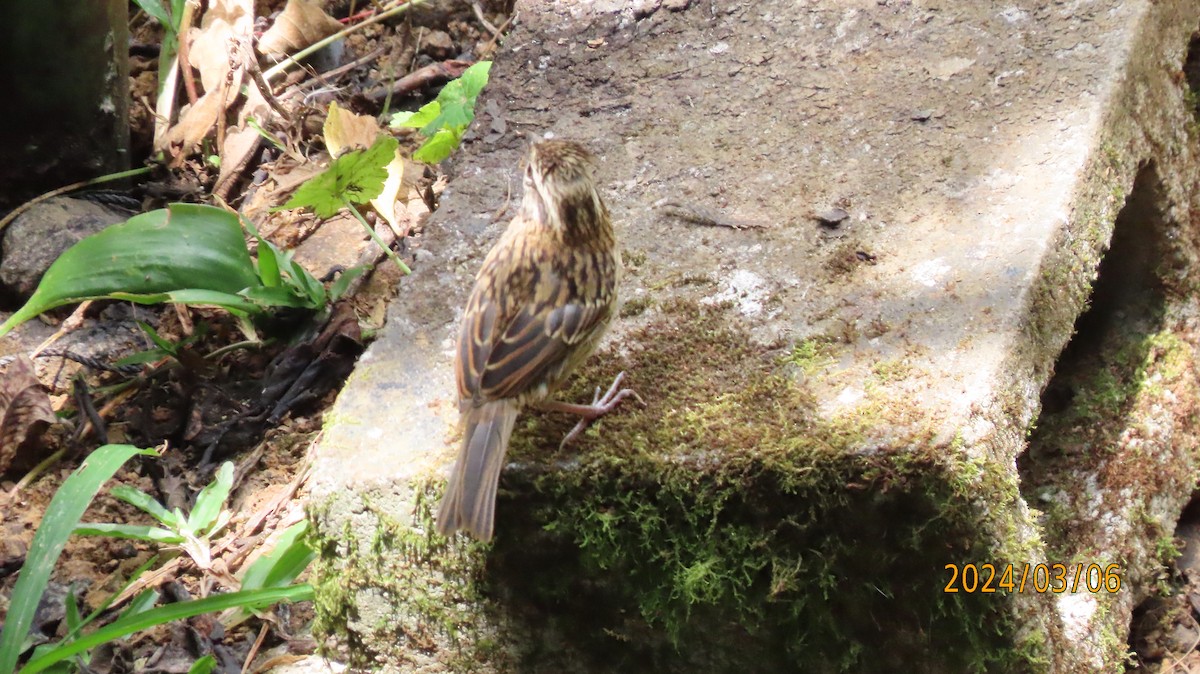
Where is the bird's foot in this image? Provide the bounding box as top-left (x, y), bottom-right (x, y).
top-left (536, 372), bottom-right (644, 448)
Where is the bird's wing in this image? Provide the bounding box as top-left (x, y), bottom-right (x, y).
top-left (457, 277), bottom-right (610, 402)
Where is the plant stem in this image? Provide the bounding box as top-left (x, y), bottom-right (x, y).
top-left (346, 200), bottom-right (411, 274)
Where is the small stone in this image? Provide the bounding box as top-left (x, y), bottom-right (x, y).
top-left (0, 197), bottom-right (132, 299)
top-left (813, 207), bottom-right (850, 228)
top-left (420, 30), bottom-right (455, 59)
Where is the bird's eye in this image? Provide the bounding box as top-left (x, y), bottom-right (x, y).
top-left (524, 165), bottom-right (534, 180)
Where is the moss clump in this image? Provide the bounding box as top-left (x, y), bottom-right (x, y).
top-left (309, 486), bottom-right (505, 670)
top-left (482, 300), bottom-right (1040, 672)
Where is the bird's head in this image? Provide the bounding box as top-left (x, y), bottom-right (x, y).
top-left (520, 139), bottom-right (609, 243)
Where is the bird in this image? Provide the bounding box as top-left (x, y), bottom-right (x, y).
top-left (435, 139), bottom-right (638, 541)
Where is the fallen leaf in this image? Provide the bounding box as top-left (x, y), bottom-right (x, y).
top-left (258, 0), bottom-right (344, 60)
top-left (0, 356), bottom-right (56, 474)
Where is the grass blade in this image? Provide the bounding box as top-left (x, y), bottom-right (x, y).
top-left (0, 445), bottom-right (156, 674)
top-left (18, 585), bottom-right (313, 674)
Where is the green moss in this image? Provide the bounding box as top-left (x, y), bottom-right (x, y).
top-left (309, 486), bottom-right (505, 670)
top-left (481, 301), bottom-right (1043, 672)
top-left (620, 294), bottom-right (653, 318)
top-left (784, 337), bottom-right (838, 376)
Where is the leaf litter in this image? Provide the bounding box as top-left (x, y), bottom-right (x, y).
top-left (0, 0), bottom-right (509, 671)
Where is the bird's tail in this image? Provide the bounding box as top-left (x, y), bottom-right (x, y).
top-left (436, 400), bottom-right (519, 541)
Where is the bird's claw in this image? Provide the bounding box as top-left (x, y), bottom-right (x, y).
top-left (560, 371), bottom-right (644, 448)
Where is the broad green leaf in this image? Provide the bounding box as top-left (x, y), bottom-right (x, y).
top-left (0, 445), bottom-right (156, 674)
top-left (240, 521), bottom-right (315, 592)
top-left (107, 289), bottom-right (261, 316)
top-left (72, 523), bottom-right (183, 544)
top-left (226, 522), bottom-right (316, 626)
top-left (188, 462), bottom-right (234, 535)
top-left (413, 128), bottom-right (463, 164)
top-left (0, 204), bottom-right (260, 339)
top-left (390, 100), bottom-right (440, 131)
top-left (18, 585), bottom-right (313, 674)
top-left (281, 136), bottom-right (398, 217)
top-left (417, 61), bottom-right (491, 137)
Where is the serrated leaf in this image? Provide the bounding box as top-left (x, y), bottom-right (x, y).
top-left (282, 136), bottom-right (398, 217)
top-left (418, 61), bottom-right (491, 137)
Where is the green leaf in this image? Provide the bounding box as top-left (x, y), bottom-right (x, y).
top-left (188, 462), bottom-right (234, 535)
top-left (132, 0), bottom-right (172, 31)
top-left (256, 240), bottom-right (282, 288)
top-left (123, 589), bottom-right (161, 619)
top-left (135, 321), bottom-right (177, 355)
top-left (63, 592), bottom-right (81, 634)
top-left (239, 285), bottom-right (321, 310)
top-left (114, 350), bottom-right (168, 367)
top-left (418, 61), bottom-right (492, 137)
top-left (72, 523), bottom-right (183, 544)
top-left (0, 445), bottom-right (156, 674)
top-left (329, 264), bottom-right (370, 302)
top-left (18, 585), bottom-right (313, 674)
top-left (0, 204), bottom-right (261, 339)
top-left (413, 128), bottom-right (463, 164)
top-left (389, 100), bottom-right (440, 131)
top-left (392, 61), bottom-right (491, 164)
top-left (281, 136), bottom-right (398, 217)
top-left (240, 522), bottom-right (315, 592)
top-left (188, 655), bottom-right (218, 674)
top-left (110, 485), bottom-right (178, 527)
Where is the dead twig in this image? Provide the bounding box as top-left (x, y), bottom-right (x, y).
top-left (656, 199), bottom-right (769, 230)
top-left (471, 1), bottom-right (500, 36)
top-left (368, 59), bottom-right (472, 102)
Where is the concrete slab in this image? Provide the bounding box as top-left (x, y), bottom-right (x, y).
top-left (307, 1), bottom-right (1200, 671)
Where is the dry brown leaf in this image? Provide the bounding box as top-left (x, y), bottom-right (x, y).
top-left (189, 0), bottom-right (254, 93)
top-left (214, 125), bottom-right (263, 197)
top-left (0, 356), bottom-right (56, 474)
top-left (258, 0), bottom-right (343, 59)
top-left (162, 91), bottom-right (227, 151)
top-left (243, 160), bottom-right (326, 226)
top-left (160, 0), bottom-right (254, 153)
